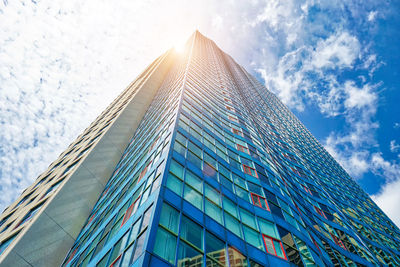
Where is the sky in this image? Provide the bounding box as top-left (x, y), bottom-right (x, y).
top-left (0, 0), bottom-right (399, 226)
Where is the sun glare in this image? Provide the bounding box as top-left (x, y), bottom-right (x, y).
top-left (173, 39), bottom-right (185, 53)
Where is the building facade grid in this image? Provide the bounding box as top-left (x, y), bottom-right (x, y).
top-left (0, 31), bottom-right (399, 267)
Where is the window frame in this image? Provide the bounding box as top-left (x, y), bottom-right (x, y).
top-left (225, 105), bottom-right (236, 113)
top-left (121, 195), bottom-right (141, 227)
top-left (262, 234), bottom-right (287, 260)
top-left (228, 115), bottom-right (239, 123)
top-left (138, 160), bottom-right (152, 183)
top-left (236, 144), bottom-right (250, 154)
top-left (314, 206), bottom-right (327, 219)
top-left (250, 193), bottom-right (270, 211)
top-left (330, 233), bottom-right (347, 250)
top-left (242, 164), bottom-right (258, 178)
top-left (231, 127), bottom-right (244, 137)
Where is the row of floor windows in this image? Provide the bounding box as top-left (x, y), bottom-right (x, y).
top-left (153, 201), bottom-right (317, 266)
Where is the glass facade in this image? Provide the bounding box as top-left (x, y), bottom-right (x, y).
top-left (59, 31), bottom-right (400, 266)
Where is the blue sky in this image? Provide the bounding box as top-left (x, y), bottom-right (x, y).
top-left (0, 0), bottom-right (399, 226)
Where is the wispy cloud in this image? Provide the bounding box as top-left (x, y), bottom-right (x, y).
top-left (368, 11), bottom-right (378, 22)
top-left (390, 140), bottom-right (400, 153)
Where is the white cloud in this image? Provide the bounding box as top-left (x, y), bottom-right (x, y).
top-left (394, 122), bottom-right (400, 129)
top-left (372, 178), bottom-right (400, 227)
top-left (311, 32), bottom-right (360, 69)
top-left (368, 11), bottom-right (378, 22)
top-left (325, 135), bottom-right (371, 178)
top-left (344, 81), bottom-right (377, 109)
top-left (256, 46), bottom-right (310, 111)
top-left (390, 140), bottom-right (400, 153)
top-left (370, 153), bottom-right (400, 181)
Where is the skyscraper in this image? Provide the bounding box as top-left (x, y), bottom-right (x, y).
top-left (0, 31), bottom-right (399, 266)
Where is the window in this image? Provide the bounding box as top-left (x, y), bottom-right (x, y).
top-left (314, 206), bottom-right (327, 219)
top-left (159, 203), bottom-right (179, 233)
top-left (120, 242), bottom-right (134, 266)
top-left (293, 235), bottom-right (316, 266)
top-left (138, 161), bottom-right (152, 183)
top-left (185, 171), bottom-right (202, 193)
top-left (109, 232), bottom-right (129, 267)
top-left (184, 185), bottom-right (203, 211)
top-left (205, 184), bottom-right (220, 206)
top-left (149, 136), bottom-right (160, 151)
top-left (177, 240), bottom-right (203, 267)
top-left (228, 247), bottom-right (247, 267)
top-left (240, 208), bottom-right (257, 229)
top-left (302, 185), bottom-right (312, 195)
top-left (131, 230), bottom-right (147, 263)
top-left (187, 151), bottom-right (202, 170)
top-left (330, 233), bottom-right (346, 250)
top-left (153, 227), bottom-right (176, 264)
top-left (121, 202), bottom-right (135, 227)
top-left (15, 204), bottom-right (42, 228)
top-left (242, 164), bottom-right (258, 178)
top-left (236, 144), bottom-right (249, 154)
top-left (170, 160), bottom-right (184, 178)
top-left (140, 205), bottom-right (153, 231)
top-left (225, 105), bottom-right (236, 112)
top-left (235, 185), bottom-right (249, 202)
top-left (262, 234), bottom-right (287, 260)
top-left (174, 141), bottom-right (186, 156)
top-left (276, 226), bottom-right (302, 265)
top-left (243, 226), bottom-right (263, 249)
top-left (205, 200), bottom-right (222, 224)
top-left (223, 197), bottom-right (238, 217)
top-left (225, 213), bottom-right (242, 238)
top-left (203, 158), bottom-right (217, 179)
top-left (40, 179), bottom-right (64, 199)
top-left (180, 216), bottom-right (203, 249)
top-left (258, 219), bottom-right (279, 239)
top-left (228, 116), bottom-right (239, 123)
top-left (121, 194), bottom-right (141, 227)
top-left (166, 173), bottom-right (183, 196)
top-left (231, 128), bottom-right (243, 137)
top-left (205, 232), bottom-right (226, 266)
top-left (251, 193), bottom-right (269, 211)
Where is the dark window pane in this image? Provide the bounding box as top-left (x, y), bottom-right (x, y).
top-left (180, 216), bottom-right (203, 249)
top-left (270, 203), bottom-right (284, 219)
